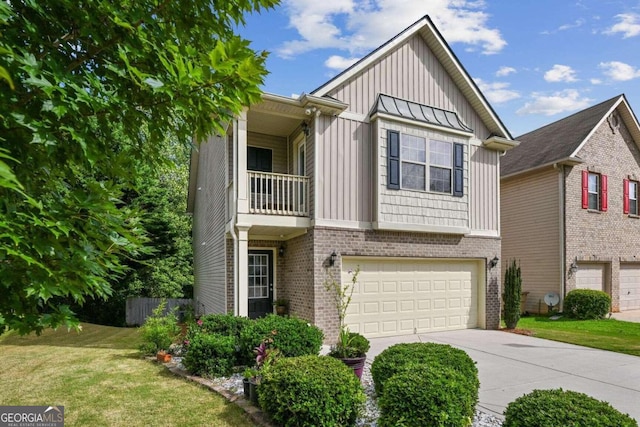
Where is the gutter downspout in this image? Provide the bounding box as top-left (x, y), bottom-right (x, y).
top-left (555, 163), bottom-right (567, 307)
top-left (231, 119), bottom-right (239, 316)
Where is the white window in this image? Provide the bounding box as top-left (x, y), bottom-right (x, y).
top-left (588, 173), bottom-right (600, 210)
top-left (400, 135), bottom-right (452, 193)
top-left (630, 180), bottom-right (638, 215)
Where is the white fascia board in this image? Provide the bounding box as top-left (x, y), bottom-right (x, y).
top-left (373, 221), bottom-right (469, 235)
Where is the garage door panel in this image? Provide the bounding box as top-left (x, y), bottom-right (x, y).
top-left (382, 282), bottom-right (397, 293)
top-left (400, 281), bottom-right (414, 292)
top-left (576, 264), bottom-right (604, 291)
top-left (344, 258), bottom-right (479, 338)
top-left (433, 298), bottom-right (447, 309)
top-left (620, 264), bottom-right (640, 311)
top-left (362, 281), bottom-right (379, 293)
top-left (399, 300), bottom-right (414, 311)
top-left (382, 301), bottom-right (397, 313)
top-left (417, 281), bottom-right (431, 292)
top-left (433, 280), bottom-right (446, 291)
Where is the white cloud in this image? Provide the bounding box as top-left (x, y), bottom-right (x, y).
top-left (599, 61), bottom-right (640, 81)
top-left (277, 0), bottom-right (506, 63)
top-left (516, 90), bottom-right (593, 116)
top-left (474, 78), bottom-right (519, 104)
top-left (324, 55), bottom-right (361, 70)
top-left (544, 65), bottom-right (578, 83)
top-left (496, 66), bottom-right (516, 77)
top-left (541, 19), bottom-right (585, 34)
top-left (604, 13), bottom-right (640, 38)
top-left (590, 78), bottom-right (603, 85)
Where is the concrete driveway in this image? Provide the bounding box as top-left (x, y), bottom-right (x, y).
top-left (366, 329), bottom-right (640, 422)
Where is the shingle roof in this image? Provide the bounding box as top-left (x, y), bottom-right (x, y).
top-left (501, 95), bottom-right (622, 177)
top-left (373, 94), bottom-right (473, 133)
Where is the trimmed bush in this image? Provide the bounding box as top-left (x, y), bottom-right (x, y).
top-left (259, 355), bottom-right (365, 427)
top-left (378, 364), bottom-right (477, 427)
top-left (239, 314), bottom-right (323, 363)
top-left (503, 388), bottom-right (637, 427)
top-left (182, 333), bottom-right (235, 377)
top-left (503, 259), bottom-right (522, 329)
top-left (564, 289), bottom-right (611, 319)
top-left (197, 313), bottom-right (251, 337)
top-left (371, 342), bottom-right (478, 396)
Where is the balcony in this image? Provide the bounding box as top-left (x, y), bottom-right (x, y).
top-left (248, 171), bottom-right (309, 217)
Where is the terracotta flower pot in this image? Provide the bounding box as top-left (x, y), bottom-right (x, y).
top-left (156, 351), bottom-right (172, 363)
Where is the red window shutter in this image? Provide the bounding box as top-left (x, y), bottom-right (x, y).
top-left (601, 174), bottom-right (608, 211)
top-left (581, 170), bottom-right (589, 209)
top-left (624, 179), bottom-right (630, 214)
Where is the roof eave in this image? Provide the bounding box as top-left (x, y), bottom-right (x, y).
top-left (483, 136), bottom-right (519, 152)
top-left (501, 156), bottom-right (584, 180)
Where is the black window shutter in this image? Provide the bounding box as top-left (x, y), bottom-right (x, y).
top-left (387, 130), bottom-right (400, 189)
top-left (453, 143), bottom-right (464, 197)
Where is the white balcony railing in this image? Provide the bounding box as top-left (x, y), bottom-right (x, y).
top-left (248, 171), bottom-right (309, 216)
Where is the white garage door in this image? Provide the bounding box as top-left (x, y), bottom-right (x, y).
top-left (620, 264), bottom-right (640, 311)
top-left (576, 264), bottom-right (604, 291)
top-left (342, 258), bottom-right (480, 338)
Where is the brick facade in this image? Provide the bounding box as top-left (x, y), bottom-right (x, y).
top-left (223, 226), bottom-right (501, 343)
top-left (564, 117), bottom-right (640, 312)
top-left (312, 226), bottom-right (501, 342)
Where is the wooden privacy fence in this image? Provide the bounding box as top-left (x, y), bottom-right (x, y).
top-left (126, 297), bottom-right (192, 326)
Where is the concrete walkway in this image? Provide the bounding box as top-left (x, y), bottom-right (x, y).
top-left (366, 329), bottom-right (640, 422)
top-left (612, 309), bottom-right (640, 323)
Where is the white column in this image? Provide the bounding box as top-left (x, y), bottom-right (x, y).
top-left (236, 224), bottom-right (250, 317)
top-left (236, 109), bottom-right (249, 214)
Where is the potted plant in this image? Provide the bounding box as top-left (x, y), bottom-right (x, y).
top-left (328, 329), bottom-right (370, 379)
top-left (273, 298), bottom-right (289, 316)
top-left (324, 266), bottom-right (370, 379)
top-left (243, 337), bottom-right (281, 405)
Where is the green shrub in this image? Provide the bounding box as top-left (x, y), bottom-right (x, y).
top-left (239, 314), bottom-right (323, 363)
top-left (378, 364), bottom-right (478, 427)
top-left (182, 333), bottom-right (236, 377)
top-left (503, 259), bottom-right (522, 329)
top-left (139, 300), bottom-right (181, 355)
top-left (259, 355), bottom-right (365, 427)
top-left (371, 342), bottom-right (478, 396)
top-left (564, 289), bottom-right (611, 319)
top-left (503, 388), bottom-right (637, 427)
top-left (185, 313), bottom-right (250, 365)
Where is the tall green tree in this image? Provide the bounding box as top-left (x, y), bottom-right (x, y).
top-left (0, 0), bottom-right (277, 334)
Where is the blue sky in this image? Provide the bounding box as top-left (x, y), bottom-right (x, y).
top-left (238, 0), bottom-right (640, 137)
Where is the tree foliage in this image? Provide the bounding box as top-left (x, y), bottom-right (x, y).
top-left (0, 0), bottom-right (277, 334)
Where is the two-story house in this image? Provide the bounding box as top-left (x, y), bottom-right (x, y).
top-left (501, 94), bottom-right (640, 314)
top-left (187, 15), bottom-right (518, 341)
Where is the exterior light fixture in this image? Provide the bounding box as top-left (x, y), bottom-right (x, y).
top-left (569, 258), bottom-right (579, 276)
top-left (279, 244), bottom-right (285, 257)
top-left (488, 256), bottom-right (499, 269)
top-left (301, 121), bottom-right (310, 137)
top-left (329, 251), bottom-right (337, 267)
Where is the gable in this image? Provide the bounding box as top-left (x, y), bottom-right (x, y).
top-left (321, 34), bottom-right (490, 139)
top-left (311, 15), bottom-right (511, 140)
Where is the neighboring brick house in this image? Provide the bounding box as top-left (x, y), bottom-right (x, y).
top-left (501, 94), bottom-right (640, 314)
top-left (187, 16), bottom-right (518, 341)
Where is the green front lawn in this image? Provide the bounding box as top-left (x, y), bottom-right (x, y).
top-left (515, 316), bottom-right (640, 357)
top-left (0, 324), bottom-right (255, 427)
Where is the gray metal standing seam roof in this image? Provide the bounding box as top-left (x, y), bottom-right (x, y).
top-left (373, 94), bottom-right (473, 133)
